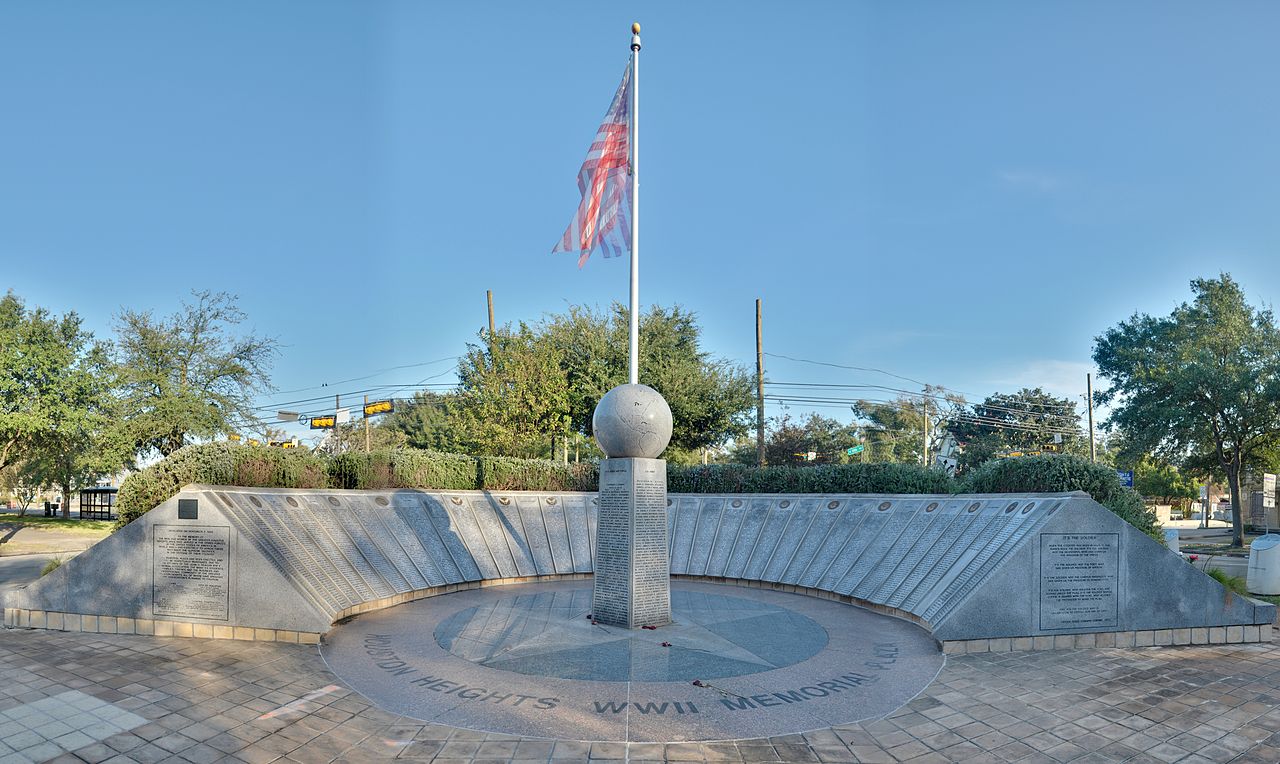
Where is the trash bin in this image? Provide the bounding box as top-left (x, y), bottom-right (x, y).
top-left (1247, 534), bottom-right (1280, 595)
top-left (1164, 528), bottom-right (1179, 554)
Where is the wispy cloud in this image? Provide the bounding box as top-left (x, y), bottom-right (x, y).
top-left (985, 359), bottom-right (1093, 405)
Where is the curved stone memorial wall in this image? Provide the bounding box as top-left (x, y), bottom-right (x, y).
top-left (4, 486), bottom-right (1272, 650)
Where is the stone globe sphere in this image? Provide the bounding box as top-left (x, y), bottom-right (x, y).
top-left (592, 383), bottom-right (673, 459)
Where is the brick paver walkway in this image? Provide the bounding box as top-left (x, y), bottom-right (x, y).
top-left (2, 627), bottom-right (1280, 763)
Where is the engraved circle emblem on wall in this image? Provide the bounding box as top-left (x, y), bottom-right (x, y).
top-left (321, 581), bottom-right (945, 742)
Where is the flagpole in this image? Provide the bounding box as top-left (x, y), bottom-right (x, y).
top-left (628, 22), bottom-right (641, 385)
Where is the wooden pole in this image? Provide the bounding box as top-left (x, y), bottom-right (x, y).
top-left (1087, 373), bottom-right (1096, 463)
top-left (486, 290), bottom-right (495, 336)
top-left (756, 299), bottom-right (765, 467)
top-left (364, 395), bottom-right (370, 453)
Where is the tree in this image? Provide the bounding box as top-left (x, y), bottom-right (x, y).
top-left (114, 291), bottom-right (279, 457)
top-left (852, 397), bottom-right (930, 464)
top-left (445, 304), bottom-right (754, 459)
top-left (1131, 457), bottom-right (1199, 508)
top-left (387, 391), bottom-right (470, 453)
top-left (454, 323), bottom-right (571, 458)
top-left (0, 463), bottom-right (41, 515)
top-left (544, 304), bottom-right (755, 453)
top-left (732, 414), bottom-right (862, 466)
top-left (0, 294), bottom-right (126, 518)
top-left (947, 388), bottom-right (1084, 474)
top-left (1093, 274), bottom-right (1280, 546)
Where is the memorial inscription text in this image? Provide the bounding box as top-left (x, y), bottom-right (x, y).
top-left (1039, 533), bottom-right (1118, 630)
top-left (153, 525), bottom-right (231, 620)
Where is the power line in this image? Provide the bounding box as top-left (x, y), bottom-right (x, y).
top-left (767, 381), bottom-right (1080, 419)
top-left (765, 352), bottom-right (1079, 413)
top-left (267, 356), bottom-right (458, 396)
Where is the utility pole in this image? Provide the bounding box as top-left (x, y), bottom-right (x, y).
top-left (486, 290), bottom-right (495, 336)
top-left (334, 394), bottom-right (341, 453)
top-left (756, 299), bottom-right (765, 467)
top-left (1086, 373), bottom-right (1096, 463)
top-left (922, 397), bottom-right (930, 467)
top-left (364, 395), bottom-right (370, 453)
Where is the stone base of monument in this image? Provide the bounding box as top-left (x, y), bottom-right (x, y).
top-left (592, 457), bottom-right (671, 628)
top-left (4, 487), bottom-right (1274, 653)
top-left (321, 579), bottom-right (944, 741)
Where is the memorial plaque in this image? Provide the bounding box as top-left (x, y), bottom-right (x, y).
top-left (358, 504), bottom-right (433, 591)
top-left (842, 501), bottom-right (923, 596)
top-left (722, 502), bottom-right (768, 579)
top-left (743, 504), bottom-right (790, 580)
top-left (909, 504), bottom-right (1002, 615)
top-left (813, 500), bottom-right (875, 590)
top-left (704, 504), bottom-right (745, 578)
top-left (536, 498), bottom-right (574, 574)
top-left (177, 498), bottom-right (198, 519)
top-left (591, 458), bottom-right (671, 628)
top-left (780, 503), bottom-right (840, 585)
top-left (372, 506), bottom-right (443, 588)
top-left (668, 497), bottom-right (698, 571)
top-left (332, 509), bottom-right (410, 593)
top-left (929, 504), bottom-right (1048, 624)
top-left (762, 501), bottom-right (818, 582)
top-left (307, 503), bottom-right (395, 599)
top-left (287, 503), bottom-right (378, 603)
top-left (875, 501), bottom-right (962, 605)
top-left (442, 501), bottom-right (502, 580)
top-left (152, 525), bottom-right (231, 620)
top-left (251, 498), bottom-right (351, 612)
top-left (688, 500), bottom-right (724, 575)
top-left (561, 495), bottom-right (593, 573)
top-left (797, 502), bottom-right (861, 588)
top-left (1039, 533), bottom-right (1119, 630)
top-left (893, 507), bottom-right (982, 609)
top-left (470, 500), bottom-right (521, 578)
top-left (514, 496), bottom-right (557, 575)
top-left (394, 499), bottom-right (462, 584)
top-left (418, 498), bottom-right (483, 580)
top-left (866, 503), bottom-right (953, 601)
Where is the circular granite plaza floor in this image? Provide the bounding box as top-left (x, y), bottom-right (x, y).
top-left (320, 581), bottom-right (944, 742)
top-left (1, 599), bottom-right (1280, 763)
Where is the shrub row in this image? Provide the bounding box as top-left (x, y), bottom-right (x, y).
top-left (116, 444), bottom-right (599, 527)
top-left (961, 454), bottom-right (1161, 540)
top-left (117, 445), bottom-right (1156, 539)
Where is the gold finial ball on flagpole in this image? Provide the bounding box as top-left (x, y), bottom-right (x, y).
top-left (632, 22), bottom-right (641, 35)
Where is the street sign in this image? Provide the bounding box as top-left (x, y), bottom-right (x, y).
top-left (1116, 470), bottom-right (1134, 488)
top-left (310, 415), bottom-right (337, 430)
top-left (228, 433), bottom-right (241, 442)
top-left (364, 399), bottom-right (394, 417)
top-left (1265, 473), bottom-right (1276, 509)
top-left (247, 439), bottom-right (261, 447)
top-left (847, 445), bottom-right (864, 455)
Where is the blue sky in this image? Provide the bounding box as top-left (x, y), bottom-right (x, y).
top-left (2, 1), bottom-right (1278, 445)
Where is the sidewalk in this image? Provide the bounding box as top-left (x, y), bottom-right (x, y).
top-left (1, 624), bottom-right (1280, 763)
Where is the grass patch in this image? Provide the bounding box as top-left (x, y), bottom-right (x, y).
top-left (1205, 567), bottom-right (1249, 596)
top-left (40, 556), bottom-right (64, 576)
top-left (0, 515), bottom-right (114, 534)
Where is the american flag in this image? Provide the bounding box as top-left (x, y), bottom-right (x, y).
top-left (553, 65), bottom-right (631, 268)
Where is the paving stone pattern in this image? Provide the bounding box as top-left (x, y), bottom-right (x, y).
top-left (4, 625), bottom-right (1280, 763)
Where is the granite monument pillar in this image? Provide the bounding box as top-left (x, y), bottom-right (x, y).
top-left (590, 383), bottom-right (673, 628)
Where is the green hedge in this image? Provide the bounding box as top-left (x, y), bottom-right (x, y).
top-left (116, 446), bottom-right (1160, 541)
top-left (476, 456), bottom-right (598, 492)
top-left (962, 453), bottom-right (1161, 540)
top-left (666, 463), bottom-right (953, 494)
top-left (329, 450), bottom-right (478, 491)
top-left (116, 443), bottom-right (328, 527)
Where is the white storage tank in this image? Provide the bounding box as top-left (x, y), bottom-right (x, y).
top-left (1247, 534), bottom-right (1280, 595)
